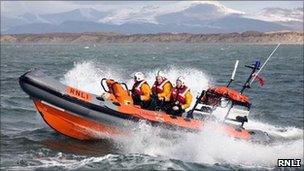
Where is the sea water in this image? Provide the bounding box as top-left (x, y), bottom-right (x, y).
top-left (1, 43), bottom-right (303, 170)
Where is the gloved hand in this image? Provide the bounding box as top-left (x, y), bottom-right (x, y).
top-left (158, 97), bottom-right (164, 101)
top-left (172, 106), bottom-right (179, 111)
top-left (140, 96), bottom-right (145, 101)
top-left (101, 92), bottom-right (110, 99)
top-left (175, 101), bottom-right (180, 105)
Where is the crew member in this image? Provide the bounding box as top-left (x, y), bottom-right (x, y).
top-left (168, 76), bottom-right (193, 116)
top-left (131, 72), bottom-right (151, 109)
top-left (151, 71), bottom-right (173, 110)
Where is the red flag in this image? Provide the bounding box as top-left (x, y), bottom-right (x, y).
top-left (253, 73), bottom-right (265, 87)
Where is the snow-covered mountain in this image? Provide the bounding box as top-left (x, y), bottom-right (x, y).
top-left (100, 1), bottom-right (244, 25)
top-left (254, 7), bottom-right (303, 30)
top-left (1, 2), bottom-right (302, 34)
top-left (40, 8), bottom-right (108, 25)
top-left (1, 8), bottom-right (108, 31)
top-left (257, 7), bottom-right (303, 23)
top-left (155, 3), bottom-right (244, 28)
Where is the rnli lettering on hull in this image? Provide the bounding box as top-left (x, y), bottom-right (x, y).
top-left (66, 86), bottom-right (92, 102)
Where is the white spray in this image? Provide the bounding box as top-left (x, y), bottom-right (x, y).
top-left (60, 61), bottom-right (303, 168)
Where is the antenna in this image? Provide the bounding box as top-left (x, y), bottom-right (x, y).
top-left (249, 44), bottom-right (281, 86)
top-left (240, 44), bottom-right (280, 94)
top-left (227, 60), bottom-right (239, 87)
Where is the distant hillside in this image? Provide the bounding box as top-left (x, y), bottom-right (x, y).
top-left (1, 31), bottom-right (303, 44)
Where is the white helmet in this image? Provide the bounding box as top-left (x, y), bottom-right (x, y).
top-left (156, 71), bottom-right (165, 78)
top-left (134, 72), bottom-right (145, 82)
top-left (176, 76), bottom-right (185, 85)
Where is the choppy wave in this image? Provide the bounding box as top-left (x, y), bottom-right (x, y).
top-left (10, 152), bottom-right (197, 170)
top-left (2, 44), bottom-right (303, 170)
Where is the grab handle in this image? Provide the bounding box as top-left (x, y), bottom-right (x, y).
top-left (100, 78), bottom-right (109, 92)
top-left (121, 83), bottom-right (131, 95)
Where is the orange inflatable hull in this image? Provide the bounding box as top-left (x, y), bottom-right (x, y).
top-left (32, 98), bottom-right (251, 141)
top-left (33, 99), bottom-right (125, 140)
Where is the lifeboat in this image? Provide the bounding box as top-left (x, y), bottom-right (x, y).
top-left (19, 68), bottom-right (271, 142)
top-left (20, 46), bottom-right (282, 142)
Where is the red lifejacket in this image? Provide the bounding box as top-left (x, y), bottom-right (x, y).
top-left (152, 78), bottom-right (171, 94)
top-left (132, 80), bottom-right (147, 96)
top-left (171, 85), bottom-right (190, 104)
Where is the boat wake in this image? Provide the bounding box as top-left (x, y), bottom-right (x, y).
top-left (17, 120), bottom-right (302, 170)
top-left (49, 61), bottom-right (304, 169)
top-left (118, 120), bottom-right (303, 168)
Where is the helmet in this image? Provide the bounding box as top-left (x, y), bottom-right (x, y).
top-left (134, 72), bottom-right (145, 82)
top-left (156, 71), bottom-right (165, 78)
top-left (176, 76), bottom-right (185, 85)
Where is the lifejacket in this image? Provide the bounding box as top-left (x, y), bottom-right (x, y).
top-left (152, 78), bottom-right (171, 94)
top-left (171, 85), bottom-right (190, 104)
top-left (132, 80), bottom-right (147, 96)
top-left (106, 79), bottom-right (133, 105)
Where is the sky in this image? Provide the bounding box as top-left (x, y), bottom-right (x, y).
top-left (1, 1), bottom-right (303, 17)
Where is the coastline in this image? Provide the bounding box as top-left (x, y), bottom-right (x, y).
top-left (1, 31), bottom-right (303, 44)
